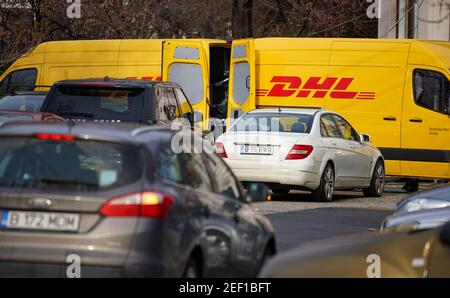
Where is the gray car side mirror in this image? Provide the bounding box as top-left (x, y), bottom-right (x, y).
top-left (360, 133), bottom-right (372, 143)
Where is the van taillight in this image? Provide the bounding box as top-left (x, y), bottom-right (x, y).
top-left (214, 142), bottom-right (228, 158)
top-left (100, 191), bottom-right (174, 219)
top-left (286, 145), bottom-right (313, 160)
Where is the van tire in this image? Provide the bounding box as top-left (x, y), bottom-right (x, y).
top-left (363, 160), bottom-right (385, 197)
top-left (312, 163), bottom-right (335, 202)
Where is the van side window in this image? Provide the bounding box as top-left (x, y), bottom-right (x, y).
top-left (320, 114), bottom-right (340, 138)
top-left (413, 69), bottom-right (449, 115)
top-left (0, 68), bottom-right (37, 96)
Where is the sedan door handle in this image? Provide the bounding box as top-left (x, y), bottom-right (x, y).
top-left (383, 116), bottom-right (397, 121)
top-left (409, 118), bottom-right (423, 123)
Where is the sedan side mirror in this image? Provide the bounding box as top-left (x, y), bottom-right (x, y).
top-left (246, 183), bottom-right (271, 203)
top-left (360, 133), bottom-right (372, 143)
top-left (439, 221), bottom-right (450, 247)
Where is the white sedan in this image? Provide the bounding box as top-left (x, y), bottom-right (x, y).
top-left (215, 108), bottom-right (385, 201)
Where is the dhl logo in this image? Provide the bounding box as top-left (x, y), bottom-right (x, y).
top-left (126, 76), bottom-right (161, 81)
top-left (256, 76), bottom-right (375, 100)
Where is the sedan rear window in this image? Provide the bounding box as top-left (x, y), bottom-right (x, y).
top-left (45, 86), bottom-right (145, 123)
top-left (231, 113), bottom-right (314, 133)
top-left (0, 138), bottom-right (143, 191)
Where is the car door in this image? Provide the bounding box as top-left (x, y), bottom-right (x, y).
top-left (202, 151), bottom-right (264, 277)
top-left (177, 150), bottom-right (237, 276)
top-left (331, 114), bottom-right (371, 186)
top-left (319, 113), bottom-right (348, 187)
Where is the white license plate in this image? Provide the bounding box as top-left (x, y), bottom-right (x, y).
top-left (1, 210), bottom-right (80, 232)
top-left (240, 145), bottom-right (274, 155)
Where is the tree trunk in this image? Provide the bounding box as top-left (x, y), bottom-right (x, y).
top-left (232, 0), bottom-right (253, 38)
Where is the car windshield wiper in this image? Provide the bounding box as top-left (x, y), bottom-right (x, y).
top-left (57, 111), bottom-right (94, 118)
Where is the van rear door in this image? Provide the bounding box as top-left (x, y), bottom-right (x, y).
top-left (228, 39), bottom-right (256, 127)
top-left (162, 40), bottom-right (208, 129)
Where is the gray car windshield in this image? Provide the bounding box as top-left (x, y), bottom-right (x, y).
top-left (46, 86), bottom-right (146, 123)
top-left (0, 95), bottom-right (45, 112)
top-left (232, 113), bottom-right (314, 133)
top-left (0, 137), bottom-right (143, 191)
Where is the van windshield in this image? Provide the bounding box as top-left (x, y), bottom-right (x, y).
top-left (45, 86), bottom-right (146, 123)
top-left (231, 113), bottom-right (314, 133)
top-left (0, 137), bottom-right (143, 191)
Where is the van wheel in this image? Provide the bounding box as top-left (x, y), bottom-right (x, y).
top-left (363, 160), bottom-right (385, 197)
top-left (312, 164), bottom-right (335, 202)
top-left (183, 256), bottom-right (201, 278)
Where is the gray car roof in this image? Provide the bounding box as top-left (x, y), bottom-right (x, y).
top-left (0, 121), bottom-right (177, 144)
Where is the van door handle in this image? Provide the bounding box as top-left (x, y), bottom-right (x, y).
top-left (409, 118), bottom-right (423, 123)
top-left (383, 116), bottom-right (397, 121)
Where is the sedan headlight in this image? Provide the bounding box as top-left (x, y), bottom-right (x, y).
top-left (396, 198), bottom-right (450, 215)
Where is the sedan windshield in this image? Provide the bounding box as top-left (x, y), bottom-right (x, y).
top-left (45, 86), bottom-right (146, 123)
top-left (231, 113), bottom-right (314, 133)
top-left (0, 94), bottom-right (45, 112)
top-left (0, 137), bottom-right (143, 191)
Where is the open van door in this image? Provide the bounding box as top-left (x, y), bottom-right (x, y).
top-left (162, 40), bottom-right (209, 129)
top-left (228, 39), bottom-right (256, 127)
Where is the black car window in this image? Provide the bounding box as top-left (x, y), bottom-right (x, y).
top-left (156, 87), bottom-right (170, 122)
top-left (203, 152), bottom-right (242, 201)
top-left (320, 114), bottom-right (340, 138)
top-left (332, 114), bottom-right (360, 142)
top-left (0, 76), bottom-right (9, 96)
top-left (46, 86), bottom-right (145, 123)
top-left (157, 147), bottom-right (183, 183)
top-left (178, 152), bottom-right (213, 192)
top-left (413, 69), bottom-right (449, 115)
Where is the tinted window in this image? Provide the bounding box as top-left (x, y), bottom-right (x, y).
top-left (232, 113), bottom-right (313, 133)
top-left (174, 88), bottom-right (193, 116)
top-left (204, 152), bottom-right (241, 201)
top-left (157, 147), bottom-right (183, 183)
top-left (414, 69), bottom-right (449, 115)
top-left (320, 114), bottom-right (341, 138)
top-left (0, 94), bottom-right (45, 112)
top-left (46, 86), bottom-right (145, 123)
top-left (0, 138), bottom-right (143, 191)
top-left (178, 153), bottom-right (212, 192)
top-left (332, 114), bottom-right (360, 141)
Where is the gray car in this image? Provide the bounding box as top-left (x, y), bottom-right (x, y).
top-left (395, 184), bottom-right (450, 215)
top-left (0, 121), bottom-right (275, 277)
top-left (382, 207), bottom-right (450, 232)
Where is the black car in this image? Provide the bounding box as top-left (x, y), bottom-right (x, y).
top-left (0, 121), bottom-right (275, 277)
top-left (40, 78), bottom-right (196, 128)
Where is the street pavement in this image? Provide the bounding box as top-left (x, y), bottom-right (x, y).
top-left (252, 183), bottom-right (419, 252)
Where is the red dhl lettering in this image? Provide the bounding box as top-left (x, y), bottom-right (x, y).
top-left (125, 76), bottom-right (161, 81)
top-left (259, 76), bottom-right (375, 100)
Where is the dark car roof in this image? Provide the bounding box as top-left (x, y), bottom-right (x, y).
top-left (0, 121), bottom-right (178, 145)
top-left (53, 78), bottom-right (181, 89)
top-left (2, 91), bottom-right (47, 96)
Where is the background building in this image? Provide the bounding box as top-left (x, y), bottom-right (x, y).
top-left (379, 0), bottom-right (450, 40)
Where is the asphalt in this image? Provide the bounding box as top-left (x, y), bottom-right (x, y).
top-left (266, 207), bottom-right (391, 251)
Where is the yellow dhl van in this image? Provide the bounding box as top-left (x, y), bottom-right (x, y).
top-left (0, 38), bottom-right (232, 128)
top-left (0, 38), bottom-right (449, 180)
top-left (226, 38), bottom-right (450, 180)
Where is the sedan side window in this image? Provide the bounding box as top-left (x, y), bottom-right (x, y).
top-left (332, 115), bottom-right (360, 142)
top-left (203, 152), bottom-right (242, 201)
top-left (320, 114), bottom-right (340, 138)
top-left (178, 152), bottom-right (213, 192)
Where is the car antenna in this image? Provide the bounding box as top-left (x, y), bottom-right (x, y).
top-left (278, 107), bottom-right (282, 113)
